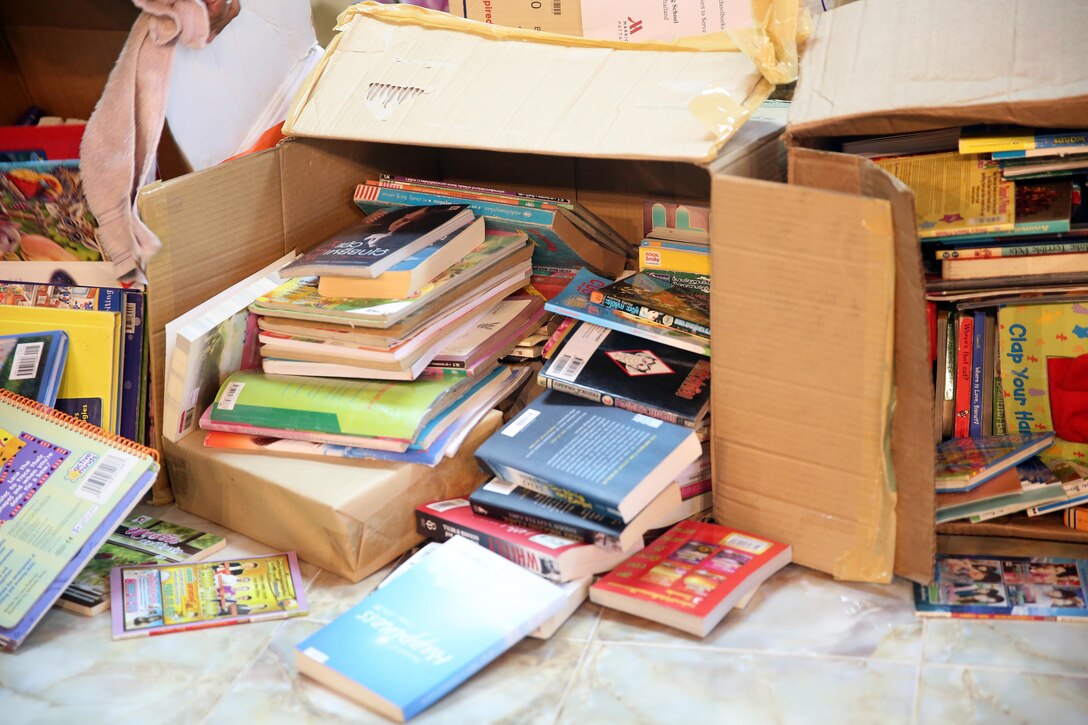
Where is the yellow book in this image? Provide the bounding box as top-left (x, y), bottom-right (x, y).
top-left (0, 305), bottom-right (122, 433)
top-left (874, 152), bottom-right (1015, 239)
top-left (638, 241), bottom-right (710, 275)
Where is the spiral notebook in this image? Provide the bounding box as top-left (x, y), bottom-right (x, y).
top-left (0, 390), bottom-right (160, 651)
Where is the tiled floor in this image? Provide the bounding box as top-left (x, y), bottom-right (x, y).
top-left (3, 505), bottom-right (1088, 724)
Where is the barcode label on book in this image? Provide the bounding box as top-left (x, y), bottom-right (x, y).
top-left (502, 409), bottom-right (540, 437)
top-left (179, 407), bottom-right (196, 434)
top-left (9, 342), bottom-right (43, 380)
top-left (723, 532), bottom-right (772, 555)
top-left (426, 498), bottom-right (469, 513)
top-left (218, 382), bottom-right (245, 411)
top-left (633, 414), bottom-right (663, 428)
top-left (75, 453), bottom-right (134, 505)
top-left (125, 302), bottom-right (137, 334)
top-left (549, 324), bottom-right (606, 382)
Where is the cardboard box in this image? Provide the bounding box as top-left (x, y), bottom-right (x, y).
top-left (165, 411), bottom-right (503, 582)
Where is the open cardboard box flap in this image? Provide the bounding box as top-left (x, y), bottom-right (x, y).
top-left (283, 3), bottom-right (773, 164)
top-left (789, 0), bottom-right (1088, 140)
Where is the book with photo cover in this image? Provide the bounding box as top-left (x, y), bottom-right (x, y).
top-left (589, 271), bottom-right (710, 340)
top-left (282, 204), bottom-right (474, 279)
top-left (538, 321), bottom-right (710, 428)
top-left (589, 520), bottom-right (792, 637)
top-left (914, 554), bottom-right (1088, 621)
top-left (0, 329), bottom-right (67, 405)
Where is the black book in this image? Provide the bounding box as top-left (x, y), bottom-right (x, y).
top-left (282, 204), bottom-right (474, 279)
top-left (538, 321), bottom-right (710, 428)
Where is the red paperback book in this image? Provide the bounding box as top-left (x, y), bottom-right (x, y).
top-left (589, 520), bottom-right (791, 637)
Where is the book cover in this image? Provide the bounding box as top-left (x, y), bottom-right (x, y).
top-left (0, 390), bottom-right (159, 650)
top-left (642, 269), bottom-right (710, 297)
top-left (589, 272), bottom-right (710, 340)
top-left (953, 312), bottom-right (974, 438)
top-left (295, 536), bottom-right (566, 722)
top-left (0, 304), bottom-right (122, 432)
top-left (110, 552), bottom-right (308, 639)
top-left (415, 498), bottom-right (635, 582)
top-left (997, 301), bottom-right (1088, 459)
top-left (282, 204), bottom-right (473, 279)
top-left (934, 466), bottom-right (1066, 525)
top-left (545, 269), bottom-right (710, 356)
top-left (474, 390), bottom-right (702, 522)
top-left (0, 123), bottom-right (85, 161)
top-left (0, 159), bottom-right (102, 262)
top-left (959, 126), bottom-right (1088, 155)
top-left (0, 329), bottom-right (67, 405)
top-left (937, 178), bottom-right (1074, 244)
top-left (538, 321), bottom-right (710, 428)
top-left (1066, 506), bottom-right (1088, 530)
top-left (430, 293), bottom-right (545, 368)
top-left (59, 514), bottom-right (226, 616)
top-left (914, 554), bottom-right (1088, 620)
top-left (589, 521), bottom-right (792, 638)
top-left (641, 199), bottom-right (711, 238)
top-left (874, 152), bottom-right (1015, 239)
top-left (934, 433), bottom-right (1056, 493)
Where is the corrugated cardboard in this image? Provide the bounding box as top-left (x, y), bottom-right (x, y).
top-left (165, 411), bottom-right (502, 582)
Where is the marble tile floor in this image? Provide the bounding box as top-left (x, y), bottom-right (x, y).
top-left (2, 504), bottom-right (1088, 725)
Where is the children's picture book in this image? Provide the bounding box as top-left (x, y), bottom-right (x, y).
top-left (282, 204), bottom-right (474, 279)
top-left (110, 552), bottom-right (308, 639)
top-left (545, 269), bottom-right (710, 356)
top-left (914, 554), bottom-right (1088, 621)
top-left (589, 272), bottom-right (710, 340)
top-left (295, 535), bottom-right (566, 722)
top-left (0, 329), bottom-right (67, 405)
top-left (589, 521), bottom-right (792, 637)
top-left (934, 433), bottom-right (1056, 492)
top-left (538, 321), bottom-right (711, 428)
top-left (0, 159), bottom-right (102, 262)
top-left (874, 152), bottom-right (1015, 239)
top-left (415, 497), bottom-right (636, 582)
top-left (0, 390), bottom-right (160, 651)
top-left (59, 514), bottom-right (226, 616)
top-left (474, 390), bottom-right (702, 522)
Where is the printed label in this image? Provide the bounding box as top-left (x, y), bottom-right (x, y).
top-left (426, 498), bottom-right (469, 512)
top-left (632, 414), bottom-right (663, 428)
top-left (302, 647), bottom-right (329, 664)
top-left (9, 342), bottom-right (43, 380)
top-left (501, 408), bottom-right (540, 437)
top-left (483, 479), bottom-right (518, 495)
top-left (218, 382), bottom-right (245, 411)
top-left (722, 532), bottom-right (772, 555)
top-left (74, 452), bottom-right (135, 505)
top-left (549, 324), bottom-right (607, 383)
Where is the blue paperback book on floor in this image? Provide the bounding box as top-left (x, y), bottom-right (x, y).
top-left (294, 536), bottom-right (566, 721)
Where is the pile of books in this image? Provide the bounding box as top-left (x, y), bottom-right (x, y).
top-left (841, 125), bottom-right (1088, 529)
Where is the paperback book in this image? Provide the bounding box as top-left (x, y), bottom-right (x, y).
top-left (0, 329), bottom-right (67, 405)
top-left (589, 272), bottom-right (710, 340)
top-left (934, 433), bottom-right (1056, 493)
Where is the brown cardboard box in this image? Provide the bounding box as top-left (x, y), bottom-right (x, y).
top-left (726, 0), bottom-right (1088, 582)
top-left (164, 411), bottom-right (503, 582)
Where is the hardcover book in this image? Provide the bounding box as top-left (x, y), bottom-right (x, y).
top-left (0, 329), bottom-right (67, 405)
top-left (935, 433), bottom-right (1056, 493)
top-left (0, 159), bottom-right (102, 262)
top-left (538, 321), bottom-right (711, 428)
top-left (545, 269), bottom-right (710, 356)
top-left (589, 521), bottom-right (792, 637)
top-left (473, 390), bottom-right (702, 522)
top-left (110, 552), bottom-right (308, 639)
top-left (282, 204), bottom-right (474, 279)
top-left (415, 497), bottom-right (636, 582)
top-left (0, 390), bottom-right (160, 651)
top-left (59, 514), bottom-right (226, 616)
top-left (914, 554), bottom-right (1088, 620)
top-left (589, 272), bottom-right (710, 340)
top-left (295, 535), bottom-right (567, 722)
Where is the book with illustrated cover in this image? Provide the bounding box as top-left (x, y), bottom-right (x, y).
top-left (589, 272), bottom-right (710, 340)
top-left (545, 269), bottom-right (710, 356)
top-left (0, 330), bottom-right (67, 405)
top-left (914, 554), bottom-right (1088, 620)
top-left (59, 514), bottom-right (226, 616)
top-left (0, 390), bottom-right (160, 651)
top-left (935, 433), bottom-right (1056, 493)
top-left (295, 536), bottom-right (566, 722)
top-left (642, 199), bottom-right (710, 238)
top-left (538, 321), bottom-right (710, 428)
top-left (937, 178), bottom-right (1074, 247)
top-left (589, 521), bottom-right (792, 637)
top-left (474, 390), bottom-right (702, 522)
top-left (959, 126), bottom-right (1088, 156)
top-left (415, 498), bottom-right (636, 582)
top-left (109, 552), bottom-right (308, 639)
top-left (0, 159), bottom-right (102, 262)
top-left (282, 204), bottom-right (474, 279)
top-left (874, 152), bottom-right (1015, 239)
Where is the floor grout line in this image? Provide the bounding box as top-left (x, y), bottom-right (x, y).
top-left (910, 618), bottom-right (929, 725)
top-left (585, 636), bottom-right (923, 665)
top-left (198, 619), bottom-right (289, 724)
top-left (551, 607), bottom-right (604, 725)
top-left (919, 661), bottom-right (1088, 679)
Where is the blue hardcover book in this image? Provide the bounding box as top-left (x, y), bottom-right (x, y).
top-left (474, 390), bottom-right (702, 522)
top-left (295, 536), bottom-right (566, 721)
top-left (969, 310), bottom-right (985, 437)
top-left (544, 269), bottom-right (710, 357)
top-left (0, 330), bottom-right (68, 405)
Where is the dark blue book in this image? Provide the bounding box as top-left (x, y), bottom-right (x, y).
top-left (120, 290), bottom-right (146, 443)
top-left (0, 330), bottom-right (68, 405)
top-left (474, 390), bottom-right (702, 522)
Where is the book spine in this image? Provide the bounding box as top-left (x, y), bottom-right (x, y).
top-left (468, 500), bottom-right (619, 549)
top-left (590, 291), bottom-right (711, 340)
top-left (937, 242), bottom-right (1088, 260)
top-left (638, 245), bottom-right (710, 275)
top-left (969, 311), bottom-right (985, 437)
top-left (353, 184), bottom-right (556, 227)
top-left (376, 180), bottom-right (554, 210)
top-left (1066, 507), bottom-right (1088, 531)
top-left (539, 374), bottom-right (693, 428)
top-left (991, 325), bottom-right (1006, 435)
top-left (413, 508), bottom-right (561, 580)
top-left (993, 143), bottom-right (1088, 160)
top-left (383, 174), bottom-right (571, 205)
top-left (642, 270), bottom-right (711, 296)
top-left (953, 314), bottom-right (974, 438)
